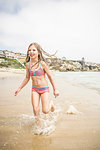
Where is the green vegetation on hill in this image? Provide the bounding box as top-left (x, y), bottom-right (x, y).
top-left (0, 58), bottom-right (25, 69)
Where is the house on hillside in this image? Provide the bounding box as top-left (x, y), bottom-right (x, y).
top-left (3, 50), bottom-right (15, 59)
top-left (0, 50), bottom-right (6, 63)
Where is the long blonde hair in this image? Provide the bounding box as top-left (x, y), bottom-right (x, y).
top-left (26, 42), bottom-right (57, 63)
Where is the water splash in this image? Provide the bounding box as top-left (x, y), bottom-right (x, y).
top-left (19, 108), bottom-right (61, 135)
top-left (66, 105), bottom-right (83, 115)
top-left (0, 107), bottom-right (61, 137)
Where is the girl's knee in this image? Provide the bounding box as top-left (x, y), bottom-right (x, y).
top-left (42, 108), bottom-right (49, 114)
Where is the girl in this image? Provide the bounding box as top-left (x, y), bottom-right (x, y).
top-left (14, 42), bottom-right (59, 121)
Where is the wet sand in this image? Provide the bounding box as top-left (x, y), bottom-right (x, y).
top-left (0, 69), bottom-right (100, 150)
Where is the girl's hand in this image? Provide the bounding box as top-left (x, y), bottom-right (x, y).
top-left (54, 89), bottom-right (59, 98)
top-left (14, 88), bottom-right (21, 96)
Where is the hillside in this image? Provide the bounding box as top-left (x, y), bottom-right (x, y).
top-left (46, 58), bottom-right (100, 72)
top-left (0, 57), bottom-right (100, 72)
top-left (0, 58), bottom-right (25, 69)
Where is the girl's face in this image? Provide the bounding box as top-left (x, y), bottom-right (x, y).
top-left (28, 45), bottom-right (39, 59)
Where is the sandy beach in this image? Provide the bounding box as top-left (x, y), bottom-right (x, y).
top-left (0, 69), bottom-right (100, 150)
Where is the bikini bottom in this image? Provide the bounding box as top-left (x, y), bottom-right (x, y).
top-left (32, 85), bottom-right (49, 94)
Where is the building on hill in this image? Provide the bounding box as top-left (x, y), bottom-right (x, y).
top-left (0, 50), bottom-right (5, 58)
top-left (0, 50), bottom-right (26, 64)
top-left (0, 50), bottom-right (6, 63)
top-left (3, 50), bottom-right (26, 63)
top-left (3, 50), bottom-right (15, 59)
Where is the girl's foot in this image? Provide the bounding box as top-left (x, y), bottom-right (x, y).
top-left (50, 101), bottom-right (55, 112)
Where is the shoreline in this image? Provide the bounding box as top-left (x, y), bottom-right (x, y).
top-left (0, 67), bottom-right (100, 78)
top-left (0, 68), bottom-right (25, 78)
top-left (0, 67), bottom-right (25, 73)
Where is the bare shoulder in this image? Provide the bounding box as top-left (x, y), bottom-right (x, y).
top-left (41, 61), bottom-right (46, 65)
top-left (41, 61), bottom-right (49, 71)
top-left (41, 61), bottom-right (48, 68)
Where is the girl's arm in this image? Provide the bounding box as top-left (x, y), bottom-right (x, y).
top-left (42, 61), bottom-right (59, 98)
top-left (14, 63), bottom-right (30, 96)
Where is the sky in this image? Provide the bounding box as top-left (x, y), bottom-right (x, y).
top-left (0, 0), bottom-right (100, 63)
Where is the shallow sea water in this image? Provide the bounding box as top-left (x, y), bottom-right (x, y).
top-left (0, 72), bottom-right (100, 150)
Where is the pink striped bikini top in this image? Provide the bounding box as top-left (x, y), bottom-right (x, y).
top-left (29, 62), bottom-right (45, 76)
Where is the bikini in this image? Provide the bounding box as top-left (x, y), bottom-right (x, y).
top-left (29, 61), bottom-right (49, 94)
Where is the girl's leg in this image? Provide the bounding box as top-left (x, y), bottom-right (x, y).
top-left (41, 92), bottom-right (54, 114)
top-left (31, 91), bottom-right (40, 121)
